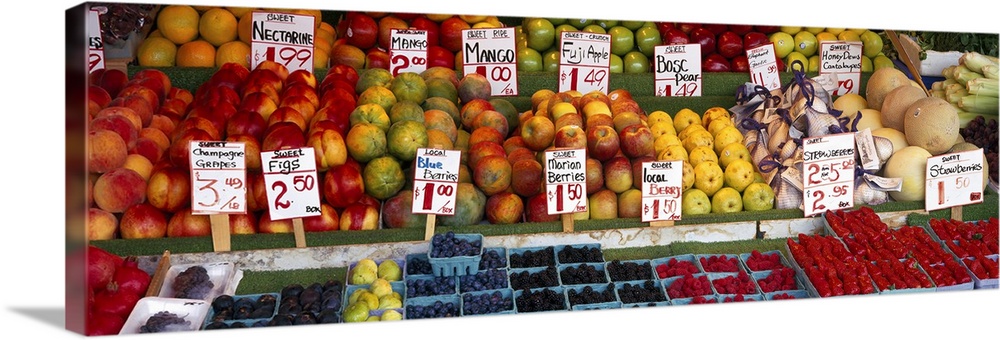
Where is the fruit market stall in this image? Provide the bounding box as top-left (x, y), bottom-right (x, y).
top-left (75, 2), bottom-right (999, 336)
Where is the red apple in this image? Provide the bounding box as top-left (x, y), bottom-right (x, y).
top-left (703, 53), bottom-right (732, 72)
top-left (662, 28), bottom-right (690, 45)
top-left (166, 208), bottom-right (211, 237)
top-left (119, 203), bottom-right (167, 239)
top-left (603, 156), bottom-right (633, 193)
top-left (702, 24), bottom-right (729, 36)
top-left (717, 31), bottom-right (744, 59)
top-left (554, 113), bottom-right (584, 131)
top-left (520, 116), bottom-right (556, 151)
top-left (731, 55), bottom-right (750, 73)
top-left (226, 133), bottom-right (262, 172)
top-left (365, 48), bottom-right (390, 70)
top-left (302, 203), bottom-right (340, 232)
top-left (743, 32), bottom-right (770, 50)
top-left (585, 157), bottom-right (604, 195)
top-left (553, 125), bottom-right (587, 149)
top-left (282, 83), bottom-right (320, 108)
top-left (344, 12), bottom-right (378, 49)
top-left (689, 28), bottom-right (716, 56)
top-left (426, 45), bottom-right (455, 70)
top-left (676, 23), bottom-right (702, 35)
top-left (755, 25), bottom-right (780, 34)
top-left (729, 25), bottom-right (754, 36)
top-left (323, 163), bottom-right (365, 208)
top-left (168, 128), bottom-right (213, 168)
top-left (226, 110), bottom-right (267, 141)
top-left (146, 165), bottom-right (190, 213)
top-left (630, 155), bottom-right (656, 190)
top-left (340, 203), bottom-right (379, 230)
top-left (261, 122), bottom-right (306, 152)
top-left (410, 16), bottom-right (440, 47)
top-left (619, 124), bottom-right (654, 159)
top-left (587, 124), bottom-right (620, 162)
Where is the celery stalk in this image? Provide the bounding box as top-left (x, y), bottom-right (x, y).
top-left (960, 51), bottom-right (998, 73)
top-left (967, 78), bottom-right (999, 97)
top-left (955, 70), bottom-right (984, 84)
top-left (942, 65), bottom-right (957, 80)
top-left (982, 65), bottom-right (998, 80)
top-left (948, 89), bottom-right (969, 104)
top-left (959, 95), bottom-right (999, 114)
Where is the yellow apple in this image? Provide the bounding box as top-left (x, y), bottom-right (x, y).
top-left (711, 187), bottom-right (744, 213)
top-left (719, 143), bottom-right (752, 170)
top-left (742, 182), bottom-right (775, 211)
top-left (681, 188), bottom-right (711, 215)
top-left (688, 146), bottom-right (719, 168)
top-left (723, 159), bottom-right (756, 192)
top-left (694, 161), bottom-right (724, 196)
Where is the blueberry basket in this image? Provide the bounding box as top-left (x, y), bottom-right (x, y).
top-left (764, 290), bottom-right (812, 300)
top-left (513, 286), bottom-right (568, 313)
top-left (555, 243), bottom-right (604, 265)
top-left (564, 283), bottom-right (619, 307)
top-left (651, 254), bottom-right (704, 280)
top-left (459, 268), bottom-right (510, 293)
top-left (606, 259), bottom-right (656, 282)
top-left (695, 254), bottom-right (747, 273)
top-left (740, 250), bottom-right (792, 273)
top-left (202, 292), bottom-right (280, 330)
top-left (405, 253), bottom-right (433, 278)
top-left (614, 280), bottom-right (668, 304)
top-left (479, 247), bottom-right (509, 270)
top-left (558, 262), bottom-right (610, 285)
top-left (508, 246), bottom-right (557, 269)
top-left (404, 294), bottom-right (461, 320)
top-left (751, 269), bottom-right (806, 294)
top-left (404, 274), bottom-right (458, 298)
top-left (508, 266), bottom-right (562, 290)
top-left (428, 233), bottom-right (484, 277)
top-left (460, 288), bottom-right (516, 316)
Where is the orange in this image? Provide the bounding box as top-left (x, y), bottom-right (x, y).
top-left (215, 40), bottom-right (250, 68)
top-left (147, 29), bottom-right (163, 38)
top-left (137, 36), bottom-right (177, 67)
top-left (198, 8), bottom-right (238, 46)
top-left (157, 5), bottom-right (200, 45)
top-left (176, 40), bottom-right (216, 67)
top-left (238, 12), bottom-right (253, 44)
top-left (191, 5), bottom-right (215, 13)
top-left (226, 7), bottom-right (254, 18)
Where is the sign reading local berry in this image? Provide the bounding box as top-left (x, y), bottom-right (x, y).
top-left (654, 44), bottom-right (701, 97)
top-left (88, 9), bottom-right (105, 72)
top-left (189, 141), bottom-right (247, 214)
top-left (390, 29), bottom-right (429, 76)
top-left (462, 27), bottom-right (517, 96)
top-left (558, 31), bottom-right (611, 94)
top-left (261, 147), bottom-right (322, 220)
top-left (641, 161), bottom-right (683, 222)
top-left (819, 41), bottom-right (863, 95)
top-left (412, 148), bottom-right (461, 215)
top-left (925, 148), bottom-right (985, 211)
top-left (544, 148), bottom-right (588, 215)
top-left (746, 43), bottom-right (781, 91)
top-left (250, 11), bottom-right (315, 73)
top-left (802, 133), bottom-right (856, 217)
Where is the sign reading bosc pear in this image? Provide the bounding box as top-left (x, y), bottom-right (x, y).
top-left (260, 147), bottom-right (321, 220)
top-left (462, 27), bottom-right (517, 96)
top-left (925, 148), bottom-right (984, 211)
top-left (389, 29), bottom-right (428, 76)
top-left (545, 148), bottom-right (587, 215)
top-left (654, 44), bottom-right (701, 97)
top-left (819, 41), bottom-right (863, 95)
top-left (189, 141), bottom-right (247, 214)
top-left (802, 133), bottom-right (856, 217)
top-left (746, 43), bottom-right (782, 91)
top-left (250, 11), bottom-right (315, 73)
top-left (558, 32), bottom-right (611, 94)
top-left (412, 148), bottom-right (461, 215)
top-left (87, 9), bottom-right (105, 72)
top-left (641, 161), bottom-right (683, 222)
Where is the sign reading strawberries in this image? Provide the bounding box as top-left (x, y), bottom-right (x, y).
top-left (462, 27), bottom-right (517, 96)
top-left (641, 161), bottom-right (683, 222)
top-left (390, 29), bottom-right (429, 76)
top-left (802, 133), bottom-right (855, 217)
top-left (88, 9), bottom-right (105, 72)
top-left (558, 32), bottom-right (611, 94)
top-left (250, 11), bottom-right (315, 73)
top-left (819, 41), bottom-right (863, 95)
top-left (545, 148), bottom-right (588, 215)
top-left (925, 148), bottom-right (985, 211)
top-left (746, 44), bottom-right (781, 91)
top-left (189, 141), bottom-right (247, 214)
top-left (261, 147), bottom-right (322, 220)
top-left (412, 148), bottom-right (461, 215)
top-left (654, 44), bottom-right (701, 97)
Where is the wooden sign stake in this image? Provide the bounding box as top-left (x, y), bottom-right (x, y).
top-left (145, 250), bottom-right (171, 297)
top-left (562, 214), bottom-right (574, 233)
top-left (292, 218), bottom-right (307, 248)
top-left (649, 220), bottom-right (675, 227)
top-left (951, 206), bottom-right (964, 222)
top-left (424, 214), bottom-right (437, 241)
top-left (209, 214), bottom-right (231, 252)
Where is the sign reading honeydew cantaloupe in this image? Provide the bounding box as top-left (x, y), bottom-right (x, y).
top-left (925, 148), bottom-right (985, 211)
top-left (250, 11), bottom-right (315, 73)
top-left (818, 41), bottom-right (863, 95)
top-left (462, 27), bottom-right (518, 96)
top-left (641, 161), bottom-right (683, 222)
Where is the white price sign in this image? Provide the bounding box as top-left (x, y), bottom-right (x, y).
top-left (558, 31), bottom-right (611, 94)
top-left (802, 133), bottom-right (856, 217)
top-left (390, 29), bottom-right (429, 76)
top-left (545, 148), bottom-right (587, 215)
top-left (189, 141), bottom-right (247, 214)
top-left (250, 11), bottom-right (315, 73)
top-left (412, 148), bottom-right (461, 215)
top-left (87, 9), bottom-right (105, 72)
top-left (654, 44), bottom-right (701, 97)
top-left (462, 27), bottom-right (517, 96)
top-left (925, 149), bottom-right (985, 211)
top-left (261, 148), bottom-right (322, 220)
top-left (641, 161), bottom-right (683, 222)
top-left (746, 44), bottom-right (782, 91)
top-left (819, 41), bottom-right (863, 95)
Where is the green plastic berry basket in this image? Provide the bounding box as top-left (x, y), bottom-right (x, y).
top-left (557, 262), bottom-right (610, 285)
top-left (428, 233), bottom-right (484, 277)
top-left (479, 247), bottom-right (509, 271)
top-left (606, 259), bottom-right (656, 282)
top-left (460, 288), bottom-right (516, 316)
top-left (555, 243), bottom-right (604, 265)
top-left (201, 292), bottom-right (280, 330)
top-left (403, 274), bottom-right (458, 298)
top-left (508, 246), bottom-right (557, 269)
top-left (508, 266), bottom-right (562, 290)
top-left (614, 279), bottom-right (668, 305)
top-left (764, 290), bottom-right (812, 300)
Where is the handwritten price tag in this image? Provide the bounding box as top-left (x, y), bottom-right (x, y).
top-left (463, 27), bottom-right (517, 96)
top-left (261, 148), bottom-right (321, 220)
top-left (189, 141), bottom-right (247, 214)
top-left (412, 148), bottom-right (461, 215)
top-left (87, 9), bottom-right (105, 73)
top-left (390, 29), bottom-right (428, 76)
top-left (802, 133), bottom-right (855, 216)
top-left (925, 149), bottom-right (985, 211)
top-left (641, 161), bottom-right (683, 222)
top-left (654, 44), bottom-right (701, 97)
top-left (819, 41), bottom-right (863, 95)
top-left (250, 11), bottom-right (315, 73)
top-left (558, 32), bottom-right (611, 94)
top-left (746, 44), bottom-right (781, 91)
top-left (545, 148), bottom-right (587, 215)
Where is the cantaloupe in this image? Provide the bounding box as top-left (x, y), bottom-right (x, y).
top-left (865, 67), bottom-right (912, 111)
top-left (833, 93), bottom-right (867, 121)
top-left (854, 108), bottom-right (883, 132)
top-left (884, 146), bottom-right (932, 202)
top-left (880, 85), bottom-right (927, 131)
top-left (872, 127), bottom-right (908, 154)
top-left (903, 97), bottom-right (959, 155)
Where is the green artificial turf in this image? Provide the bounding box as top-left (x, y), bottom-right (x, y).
top-left (236, 267), bottom-right (346, 295)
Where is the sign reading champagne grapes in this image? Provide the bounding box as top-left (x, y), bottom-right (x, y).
top-left (250, 11), bottom-right (315, 73)
top-left (641, 161), bottom-right (683, 222)
top-left (462, 27), bottom-right (517, 96)
top-left (545, 149), bottom-right (587, 215)
top-left (654, 44), bottom-right (701, 97)
top-left (261, 147), bottom-right (322, 220)
top-left (558, 32), bottom-right (611, 94)
top-left (819, 41), bottom-right (863, 95)
top-left (925, 148), bottom-right (985, 211)
top-left (390, 29), bottom-right (428, 76)
top-left (746, 44), bottom-right (782, 91)
top-left (87, 9), bottom-right (105, 72)
top-left (189, 141), bottom-right (247, 215)
top-left (802, 133), bottom-right (856, 217)
top-left (412, 148), bottom-right (461, 215)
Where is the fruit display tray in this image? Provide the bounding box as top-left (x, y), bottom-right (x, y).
top-left (651, 254), bottom-right (705, 279)
top-left (428, 233), bottom-right (484, 277)
top-left (402, 274), bottom-right (455, 298)
top-left (120, 297), bottom-right (210, 334)
top-left (554, 243), bottom-right (604, 265)
top-left (739, 250), bottom-right (793, 273)
top-left (564, 283), bottom-right (619, 308)
top-left (403, 294), bottom-right (462, 320)
top-left (460, 288), bottom-right (516, 316)
top-left (875, 260), bottom-right (938, 295)
top-left (201, 292), bottom-right (280, 330)
top-left (507, 246), bottom-right (557, 269)
top-left (695, 254), bottom-right (748, 273)
top-left (606, 259), bottom-right (656, 282)
top-left (785, 241), bottom-right (882, 298)
top-left (508, 266), bottom-right (562, 290)
top-left (750, 270), bottom-right (807, 294)
top-left (613, 279), bottom-right (668, 305)
top-left (764, 290), bottom-right (812, 300)
top-left (157, 261), bottom-right (236, 303)
top-left (966, 255), bottom-right (999, 289)
top-left (479, 247), bottom-right (508, 271)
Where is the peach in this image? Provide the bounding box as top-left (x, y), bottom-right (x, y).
top-left (88, 85), bottom-right (112, 109)
top-left (108, 94), bottom-right (154, 127)
top-left (122, 154), bottom-right (153, 180)
top-left (303, 203), bottom-right (340, 232)
top-left (339, 203), bottom-right (379, 231)
top-left (129, 137), bottom-right (163, 164)
top-left (119, 84), bottom-right (160, 112)
top-left (167, 87), bottom-right (194, 107)
top-left (285, 69), bottom-right (318, 89)
top-left (149, 114), bottom-right (177, 136)
top-left (261, 122), bottom-right (306, 152)
top-left (91, 114), bottom-right (138, 150)
top-left (93, 167), bottom-right (147, 213)
top-left (485, 192), bottom-right (524, 224)
top-left (258, 210), bottom-right (294, 233)
top-left (160, 98), bottom-right (189, 118)
top-left (240, 92), bottom-right (278, 120)
top-left (97, 68), bottom-right (129, 98)
top-left (179, 110), bottom-right (224, 140)
top-left (229, 212), bottom-right (258, 234)
top-left (133, 68), bottom-right (172, 98)
top-left (87, 128), bottom-right (128, 174)
top-left (95, 106), bottom-right (141, 132)
top-left (280, 95), bottom-right (317, 123)
top-left (146, 165), bottom-right (190, 213)
top-left (308, 128), bottom-right (348, 172)
top-left (119, 203), bottom-right (167, 239)
top-left (167, 208), bottom-right (212, 237)
top-left (247, 171), bottom-right (268, 212)
top-left (139, 128), bottom-right (170, 151)
top-left (267, 106), bottom-right (307, 131)
top-left (87, 208), bottom-right (118, 241)
top-left (227, 110), bottom-right (268, 141)
top-left (197, 84), bottom-right (241, 109)
top-left (255, 60), bottom-right (289, 82)
top-left (168, 128), bottom-right (214, 168)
